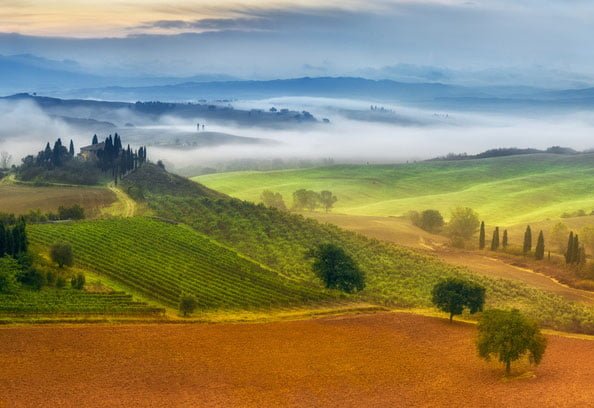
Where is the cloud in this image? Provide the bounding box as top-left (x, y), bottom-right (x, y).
top-left (133, 17), bottom-right (273, 32)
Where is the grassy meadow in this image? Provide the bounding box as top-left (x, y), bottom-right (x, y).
top-left (195, 154), bottom-right (594, 227)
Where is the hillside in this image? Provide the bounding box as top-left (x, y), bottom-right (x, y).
top-left (122, 164), bottom-right (594, 333)
top-left (196, 153), bottom-right (594, 226)
top-left (29, 218), bottom-right (331, 309)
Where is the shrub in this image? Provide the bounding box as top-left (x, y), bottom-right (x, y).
top-left (71, 273), bottom-right (85, 290)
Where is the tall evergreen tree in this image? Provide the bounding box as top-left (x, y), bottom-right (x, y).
top-left (69, 140), bottom-right (75, 156)
top-left (573, 235), bottom-right (580, 265)
top-left (491, 227), bottom-right (500, 251)
top-left (523, 225), bottom-right (532, 254)
top-left (502, 229), bottom-right (508, 249)
top-left (535, 231), bottom-right (545, 260)
top-left (479, 221), bottom-right (486, 249)
top-left (565, 231), bottom-right (575, 264)
top-left (92, 134), bottom-right (99, 145)
top-left (0, 223), bottom-right (5, 257)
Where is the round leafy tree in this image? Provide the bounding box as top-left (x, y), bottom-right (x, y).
top-left (50, 242), bottom-right (74, 268)
top-left (431, 278), bottom-right (485, 322)
top-left (477, 309), bottom-right (547, 375)
top-left (308, 243), bottom-right (365, 293)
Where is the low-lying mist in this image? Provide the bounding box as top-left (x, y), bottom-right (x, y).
top-left (2, 97), bottom-right (594, 173)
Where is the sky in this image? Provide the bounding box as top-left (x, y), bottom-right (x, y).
top-left (1, 0), bottom-right (594, 82)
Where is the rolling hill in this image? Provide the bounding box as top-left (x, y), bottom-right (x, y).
top-left (118, 164), bottom-right (594, 332)
top-left (195, 153), bottom-right (594, 227)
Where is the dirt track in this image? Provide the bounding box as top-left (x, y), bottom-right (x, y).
top-left (1, 312), bottom-right (593, 407)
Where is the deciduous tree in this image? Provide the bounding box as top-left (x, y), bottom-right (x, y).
top-left (477, 309), bottom-right (547, 375)
top-left (431, 278), bottom-right (485, 322)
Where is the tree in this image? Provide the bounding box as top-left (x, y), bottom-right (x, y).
top-left (565, 232), bottom-right (576, 264)
top-left (477, 309), bottom-right (547, 375)
top-left (581, 226), bottom-right (594, 256)
top-left (447, 207), bottom-right (480, 244)
top-left (70, 273), bottom-right (85, 290)
top-left (0, 151), bottom-right (12, 169)
top-left (431, 278), bottom-right (485, 322)
top-left (418, 210), bottom-right (444, 233)
top-left (0, 257), bottom-right (20, 293)
top-left (179, 294), bottom-right (197, 317)
top-left (550, 222), bottom-right (569, 254)
top-left (69, 140), bottom-right (75, 156)
top-left (523, 225), bottom-right (532, 254)
top-left (92, 134), bottom-right (99, 145)
top-left (490, 227), bottom-right (500, 251)
top-left (319, 190), bottom-right (338, 213)
top-left (308, 244), bottom-right (365, 293)
top-left (535, 231), bottom-right (545, 260)
top-left (260, 190), bottom-right (287, 211)
top-left (292, 189), bottom-right (319, 211)
top-left (50, 242), bottom-right (73, 268)
top-left (502, 229), bottom-right (509, 249)
top-left (479, 221), bottom-right (486, 249)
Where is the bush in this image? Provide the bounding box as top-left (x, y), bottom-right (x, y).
top-left (308, 243), bottom-right (365, 293)
top-left (50, 242), bottom-right (74, 268)
top-left (17, 268), bottom-right (46, 290)
top-left (56, 276), bottom-right (67, 289)
top-left (179, 294), bottom-right (197, 317)
top-left (70, 273), bottom-right (85, 290)
top-left (58, 204), bottom-right (85, 220)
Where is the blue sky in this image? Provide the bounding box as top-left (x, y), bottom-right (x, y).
top-left (1, 1), bottom-right (593, 84)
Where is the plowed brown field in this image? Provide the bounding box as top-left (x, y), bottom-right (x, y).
top-left (1, 312), bottom-right (593, 407)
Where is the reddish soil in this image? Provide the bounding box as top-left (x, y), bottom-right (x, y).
top-left (1, 312), bottom-right (593, 407)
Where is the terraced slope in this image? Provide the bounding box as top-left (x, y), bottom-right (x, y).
top-left (195, 153), bottom-right (594, 225)
top-left (29, 218), bottom-right (332, 309)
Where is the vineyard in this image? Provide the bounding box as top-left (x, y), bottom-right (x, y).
top-left (29, 218), bottom-right (334, 309)
top-left (0, 288), bottom-right (163, 316)
top-left (121, 165), bottom-right (594, 333)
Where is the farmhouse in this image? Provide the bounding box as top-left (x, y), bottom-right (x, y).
top-left (79, 142), bottom-right (105, 161)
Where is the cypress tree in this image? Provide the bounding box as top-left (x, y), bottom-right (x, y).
top-left (573, 235), bottom-right (580, 265)
top-left (479, 221), bottom-right (486, 249)
top-left (92, 134), bottom-right (98, 145)
top-left (502, 229), bottom-right (508, 249)
top-left (535, 230), bottom-right (545, 260)
top-left (491, 227), bottom-right (500, 251)
top-left (69, 139), bottom-right (75, 156)
top-left (523, 225), bottom-right (532, 254)
top-left (0, 223), bottom-right (5, 257)
top-left (565, 231), bottom-right (574, 264)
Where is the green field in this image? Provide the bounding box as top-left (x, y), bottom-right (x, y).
top-left (195, 154), bottom-right (594, 226)
top-left (29, 218), bottom-right (332, 309)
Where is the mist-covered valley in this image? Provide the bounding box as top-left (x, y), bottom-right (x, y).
top-left (1, 92), bottom-right (593, 175)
